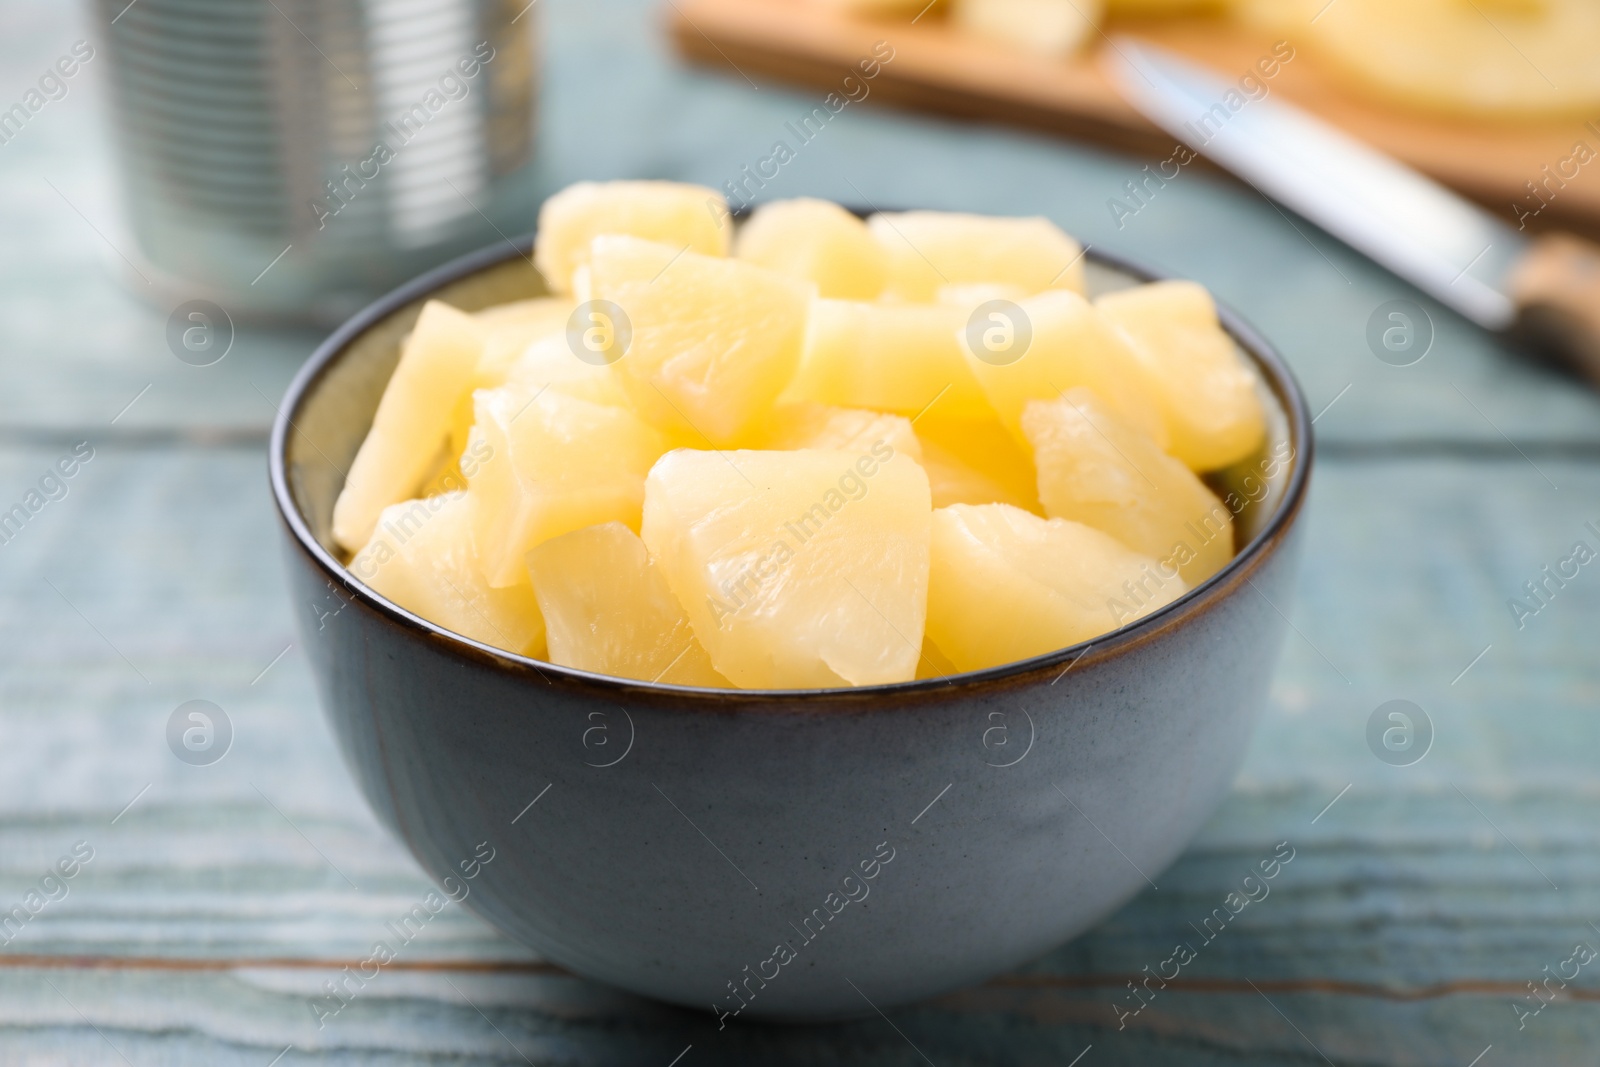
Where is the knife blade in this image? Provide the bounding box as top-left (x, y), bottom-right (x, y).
top-left (1105, 38), bottom-right (1600, 383)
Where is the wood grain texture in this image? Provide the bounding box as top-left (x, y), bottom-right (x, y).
top-left (3, 0), bottom-right (1600, 1062)
top-left (3, 446), bottom-right (1599, 1063)
top-left (1510, 233), bottom-right (1600, 387)
top-left (668, 0), bottom-right (1600, 236)
top-left (7, 2), bottom-right (1600, 447)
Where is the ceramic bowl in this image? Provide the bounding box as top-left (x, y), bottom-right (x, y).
top-left (269, 232), bottom-right (1312, 1021)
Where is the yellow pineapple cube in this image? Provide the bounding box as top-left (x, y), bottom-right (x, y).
top-left (744, 402), bottom-right (923, 462)
top-left (1022, 389), bottom-right (1234, 586)
top-left (588, 236), bottom-right (812, 445)
top-left (735, 198), bottom-right (887, 300)
top-left (938, 282), bottom-right (1029, 306)
top-left (1309, 0), bottom-right (1600, 118)
top-left (961, 289), bottom-right (1167, 449)
top-left (952, 0), bottom-right (1102, 58)
top-left (527, 522), bottom-right (729, 686)
top-left (467, 383), bottom-right (667, 587)
top-left (913, 414), bottom-right (1041, 512)
top-left (927, 503), bottom-right (1187, 672)
top-left (343, 184), bottom-right (1255, 692)
top-left (807, 0), bottom-right (941, 13)
top-left (869, 211), bottom-right (1086, 301)
top-left (641, 448), bottom-right (932, 688)
top-left (786, 298), bottom-right (993, 420)
top-left (352, 491), bottom-right (545, 656)
top-left (1106, 0), bottom-right (1224, 12)
top-left (436, 297), bottom-right (581, 481)
top-left (534, 180), bottom-right (729, 295)
top-left (333, 300), bottom-right (486, 551)
top-left (1096, 281), bottom-right (1265, 472)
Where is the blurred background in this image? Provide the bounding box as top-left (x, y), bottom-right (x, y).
top-left (4, 0), bottom-right (1600, 1062)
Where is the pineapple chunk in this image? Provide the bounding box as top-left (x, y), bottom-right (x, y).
top-left (1096, 281), bottom-right (1265, 472)
top-left (927, 503), bottom-right (1187, 672)
top-left (352, 491), bottom-right (545, 656)
top-left (502, 333), bottom-right (631, 407)
top-left (534, 180), bottom-right (729, 295)
top-left (869, 211), bottom-right (1085, 301)
top-left (527, 522), bottom-right (728, 686)
top-left (735, 198), bottom-right (887, 300)
top-left (588, 236), bottom-right (812, 445)
top-left (641, 448), bottom-right (932, 688)
top-left (340, 184), bottom-right (1265, 692)
top-left (961, 289), bottom-right (1167, 449)
top-left (787, 299), bottom-right (993, 420)
top-left (915, 635), bottom-right (960, 680)
top-left (441, 298), bottom-right (581, 477)
top-left (334, 301), bottom-right (487, 551)
top-left (467, 383), bottom-right (667, 587)
top-left (1106, 0), bottom-right (1225, 12)
top-left (474, 296), bottom-right (577, 386)
top-left (951, 0), bottom-right (1102, 58)
top-left (913, 414), bottom-right (1040, 512)
top-left (745, 402), bottom-right (923, 462)
top-left (1022, 389), bottom-right (1234, 586)
top-left (417, 424), bottom-right (498, 499)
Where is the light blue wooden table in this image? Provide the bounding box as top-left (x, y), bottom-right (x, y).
top-left (4, 0), bottom-right (1600, 1062)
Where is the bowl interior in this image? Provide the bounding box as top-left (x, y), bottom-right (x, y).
top-left (279, 239), bottom-right (1304, 681)
top-left (284, 249), bottom-right (546, 553)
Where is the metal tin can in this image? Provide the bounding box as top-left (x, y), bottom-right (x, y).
top-left (93, 0), bottom-right (539, 324)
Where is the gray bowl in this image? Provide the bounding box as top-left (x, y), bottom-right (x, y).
top-left (269, 233), bottom-right (1312, 1021)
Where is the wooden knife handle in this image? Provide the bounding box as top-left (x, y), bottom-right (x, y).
top-left (1509, 233), bottom-right (1600, 387)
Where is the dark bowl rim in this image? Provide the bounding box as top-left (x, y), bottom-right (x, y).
top-left (269, 228), bottom-right (1314, 705)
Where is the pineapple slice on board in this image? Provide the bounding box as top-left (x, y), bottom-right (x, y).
top-left (1308, 0), bottom-right (1600, 118)
top-left (744, 402), bottom-right (924, 463)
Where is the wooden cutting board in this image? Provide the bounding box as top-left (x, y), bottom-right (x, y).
top-left (668, 0), bottom-right (1600, 238)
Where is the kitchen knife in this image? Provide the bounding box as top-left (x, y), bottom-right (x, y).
top-left (1106, 38), bottom-right (1600, 385)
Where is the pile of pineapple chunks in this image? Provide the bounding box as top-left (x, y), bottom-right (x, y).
top-left (331, 181), bottom-right (1267, 690)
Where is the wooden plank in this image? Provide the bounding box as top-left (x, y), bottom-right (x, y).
top-left (4, 0), bottom-right (1600, 1061)
top-left (668, 0), bottom-right (1600, 237)
top-left (3, 948), bottom-right (1599, 1063)
top-left (4, 0), bottom-right (1600, 447)
top-left (2, 445), bottom-right (1599, 1065)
